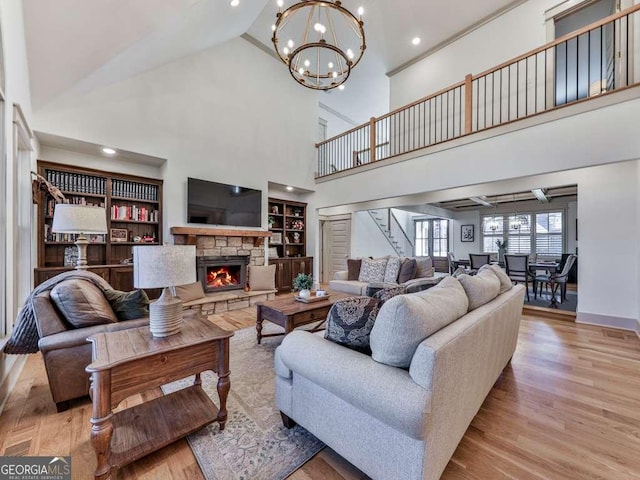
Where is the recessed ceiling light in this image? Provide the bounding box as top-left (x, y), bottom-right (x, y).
top-left (412, 37), bottom-right (421, 46)
top-left (286, 186), bottom-right (294, 191)
top-left (102, 147), bottom-right (117, 155)
top-left (230, 0), bottom-right (239, 6)
top-left (338, 85), bottom-right (345, 90)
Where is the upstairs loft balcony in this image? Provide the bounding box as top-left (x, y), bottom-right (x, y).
top-left (316, 4), bottom-right (640, 179)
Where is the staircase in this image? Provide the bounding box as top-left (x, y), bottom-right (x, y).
top-left (368, 209), bottom-right (414, 256)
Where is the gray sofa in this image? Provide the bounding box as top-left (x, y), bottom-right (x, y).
top-left (329, 255), bottom-right (447, 295)
top-left (275, 272), bottom-right (525, 480)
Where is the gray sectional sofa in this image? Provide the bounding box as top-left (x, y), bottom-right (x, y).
top-left (275, 268), bottom-right (525, 480)
top-left (329, 255), bottom-right (447, 295)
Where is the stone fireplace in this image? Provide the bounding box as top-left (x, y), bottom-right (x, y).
top-left (197, 255), bottom-right (249, 293)
top-left (170, 227), bottom-right (275, 315)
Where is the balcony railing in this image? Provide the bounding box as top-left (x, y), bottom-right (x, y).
top-left (316, 4), bottom-right (640, 178)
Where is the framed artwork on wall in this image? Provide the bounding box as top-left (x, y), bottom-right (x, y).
top-left (110, 228), bottom-right (129, 243)
top-left (461, 224), bottom-right (475, 242)
top-left (271, 232), bottom-right (282, 245)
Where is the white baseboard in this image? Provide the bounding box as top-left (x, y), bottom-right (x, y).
top-left (576, 312), bottom-right (637, 331)
top-left (0, 354), bottom-right (27, 415)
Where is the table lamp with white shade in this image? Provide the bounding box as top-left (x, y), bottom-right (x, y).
top-left (52, 204), bottom-right (108, 269)
top-left (133, 245), bottom-right (196, 337)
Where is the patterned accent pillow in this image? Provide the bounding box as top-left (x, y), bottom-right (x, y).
top-left (358, 258), bottom-right (388, 282)
top-left (325, 296), bottom-right (380, 354)
top-left (383, 257), bottom-right (402, 283)
top-left (372, 285), bottom-right (406, 303)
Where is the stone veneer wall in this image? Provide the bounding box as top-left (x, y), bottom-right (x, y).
top-left (187, 236), bottom-right (265, 266)
top-left (172, 232), bottom-right (274, 315)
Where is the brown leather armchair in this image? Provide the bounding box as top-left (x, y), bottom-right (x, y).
top-left (32, 279), bottom-right (149, 412)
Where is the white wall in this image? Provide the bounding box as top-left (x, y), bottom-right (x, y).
top-left (391, 0), bottom-right (561, 109)
top-left (576, 161), bottom-right (638, 327)
top-left (39, 146), bottom-right (162, 180)
top-left (351, 210), bottom-right (396, 258)
top-left (319, 104), bottom-right (358, 140)
top-left (32, 36), bottom-right (319, 243)
top-left (451, 210), bottom-right (481, 260)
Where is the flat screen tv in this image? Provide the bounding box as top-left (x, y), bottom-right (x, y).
top-left (187, 177), bottom-right (262, 227)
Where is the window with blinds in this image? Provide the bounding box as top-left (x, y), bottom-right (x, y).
top-left (480, 211), bottom-right (564, 255)
top-left (507, 214), bottom-right (532, 254)
top-left (482, 216), bottom-right (503, 252)
top-left (536, 212), bottom-right (563, 255)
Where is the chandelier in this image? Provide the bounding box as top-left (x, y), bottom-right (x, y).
top-left (486, 196), bottom-right (500, 231)
top-left (272, 0), bottom-right (366, 90)
top-left (509, 194), bottom-right (528, 230)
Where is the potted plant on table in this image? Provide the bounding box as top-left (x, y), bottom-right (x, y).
top-left (293, 273), bottom-right (313, 299)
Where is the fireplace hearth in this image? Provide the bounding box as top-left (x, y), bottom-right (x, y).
top-left (197, 256), bottom-right (249, 293)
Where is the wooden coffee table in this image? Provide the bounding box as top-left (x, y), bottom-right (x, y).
top-left (256, 292), bottom-right (349, 344)
top-left (86, 312), bottom-right (233, 480)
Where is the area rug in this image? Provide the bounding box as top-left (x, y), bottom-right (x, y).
top-left (162, 325), bottom-right (324, 480)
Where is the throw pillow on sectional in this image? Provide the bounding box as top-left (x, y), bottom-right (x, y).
top-left (104, 288), bottom-right (150, 321)
top-left (414, 256), bottom-right (435, 278)
top-left (347, 258), bottom-right (363, 280)
top-left (325, 296), bottom-right (380, 354)
top-left (358, 257), bottom-right (388, 283)
top-left (370, 276), bottom-right (469, 368)
top-left (383, 257), bottom-right (402, 283)
top-left (478, 264), bottom-right (513, 294)
top-left (457, 268), bottom-right (501, 310)
top-left (372, 285), bottom-right (407, 303)
top-left (397, 258), bottom-right (418, 283)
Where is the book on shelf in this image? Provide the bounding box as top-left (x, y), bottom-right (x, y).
top-left (112, 179), bottom-right (158, 201)
top-left (111, 204), bottom-right (159, 222)
top-left (45, 169), bottom-right (106, 195)
top-left (44, 226), bottom-right (107, 243)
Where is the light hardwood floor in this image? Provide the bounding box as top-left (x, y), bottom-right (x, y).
top-left (1, 308), bottom-right (639, 479)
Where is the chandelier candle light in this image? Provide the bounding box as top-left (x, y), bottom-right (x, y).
top-left (133, 245), bottom-right (196, 337)
top-left (272, 0), bottom-right (366, 90)
top-left (52, 204), bottom-right (108, 269)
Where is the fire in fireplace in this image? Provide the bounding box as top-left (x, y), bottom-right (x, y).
top-left (197, 255), bottom-right (249, 293)
top-left (207, 266), bottom-right (241, 289)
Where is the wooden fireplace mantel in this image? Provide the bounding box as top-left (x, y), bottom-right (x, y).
top-left (170, 226), bottom-right (271, 247)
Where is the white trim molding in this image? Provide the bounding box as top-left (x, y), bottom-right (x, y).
top-left (576, 312), bottom-right (638, 331)
top-left (13, 103), bottom-right (34, 150)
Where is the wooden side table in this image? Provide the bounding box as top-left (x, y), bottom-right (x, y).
top-left (86, 313), bottom-right (233, 480)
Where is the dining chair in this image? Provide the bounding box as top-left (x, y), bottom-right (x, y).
top-left (504, 254), bottom-right (531, 301)
top-left (533, 254), bottom-right (577, 302)
top-left (447, 252), bottom-right (456, 275)
top-left (468, 254), bottom-right (490, 273)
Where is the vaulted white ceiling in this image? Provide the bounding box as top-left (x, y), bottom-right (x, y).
top-left (23, 0), bottom-right (520, 119)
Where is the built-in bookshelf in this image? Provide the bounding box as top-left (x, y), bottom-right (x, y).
top-left (36, 161), bottom-right (163, 290)
top-left (267, 198), bottom-right (312, 292)
top-left (268, 198), bottom-right (307, 258)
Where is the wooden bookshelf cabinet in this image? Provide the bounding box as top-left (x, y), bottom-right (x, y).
top-left (35, 161), bottom-right (163, 294)
top-left (267, 198), bottom-right (312, 292)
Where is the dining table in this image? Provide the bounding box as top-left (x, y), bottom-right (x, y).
top-left (528, 262), bottom-right (560, 308)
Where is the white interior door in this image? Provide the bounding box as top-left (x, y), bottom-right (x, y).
top-left (321, 216), bottom-right (351, 283)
